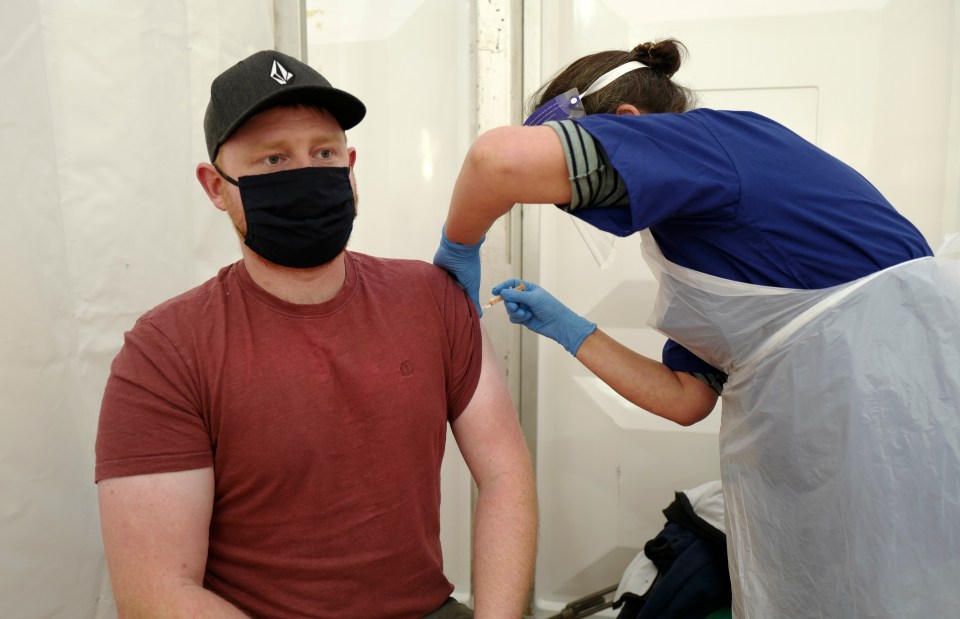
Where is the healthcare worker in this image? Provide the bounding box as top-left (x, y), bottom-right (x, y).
top-left (433, 38), bottom-right (960, 618)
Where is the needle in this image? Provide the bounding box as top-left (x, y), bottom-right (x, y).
top-left (483, 283), bottom-right (525, 309)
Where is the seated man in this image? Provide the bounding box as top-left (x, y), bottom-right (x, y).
top-left (95, 50), bottom-right (536, 619)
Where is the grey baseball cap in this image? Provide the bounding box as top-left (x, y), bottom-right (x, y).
top-left (203, 50), bottom-right (366, 161)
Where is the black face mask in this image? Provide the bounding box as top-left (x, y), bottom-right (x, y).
top-left (222, 166), bottom-right (355, 268)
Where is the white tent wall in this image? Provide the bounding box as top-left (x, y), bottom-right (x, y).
top-left (2, 0), bottom-right (505, 614)
top-left (1, 1), bottom-right (277, 616)
top-left (4, 0), bottom-right (957, 616)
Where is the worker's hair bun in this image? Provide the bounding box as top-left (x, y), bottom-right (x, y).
top-left (632, 39), bottom-right (687, 78)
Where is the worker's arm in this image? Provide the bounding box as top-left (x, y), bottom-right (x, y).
top-left (444, 125), bottom-right (570, 245)
top-left (97, 468), bottom-right (249, 618)
top-left (495, 279), bottom-right (717, 426)
top-left (451, 325), bottom-right (537, 618)
top-left (576, 329), bottom-right (717, 426)
top-left (434, 126), bottom-right (570, 313)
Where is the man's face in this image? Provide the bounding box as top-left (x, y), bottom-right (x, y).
top-left (216, 105), bottom-right (358, 237)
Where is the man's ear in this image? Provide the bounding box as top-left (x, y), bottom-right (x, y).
top-left (196, 162), bottom-right (229, 212)
top-left (347, 147), bottom-right (359, 217)
top-left (615, 103), bottom-right (643, 116)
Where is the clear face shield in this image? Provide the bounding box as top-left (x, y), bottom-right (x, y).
top-left (522, 61), bottom-right (646, 268)
top-left (522, 89), bottom-right (586, 127)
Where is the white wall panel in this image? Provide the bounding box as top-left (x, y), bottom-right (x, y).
top-left (1, 1), bottom-right (277, 616)
top-left (3, 0), bottom-right (955, 616)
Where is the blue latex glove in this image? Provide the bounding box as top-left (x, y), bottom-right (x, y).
top-left (493, 279), bottom-right (597, 355)
top-left (433, 227), bottom-right (485, 315)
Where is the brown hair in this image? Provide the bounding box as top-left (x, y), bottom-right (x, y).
top-left (529, 38), bottom-right (696, 116)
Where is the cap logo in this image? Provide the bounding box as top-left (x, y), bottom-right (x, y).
top-left (270, 60), bottom-right (294, 85)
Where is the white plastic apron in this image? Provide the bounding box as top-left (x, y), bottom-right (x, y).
top-left (640, 230), bottom-right (960, 618)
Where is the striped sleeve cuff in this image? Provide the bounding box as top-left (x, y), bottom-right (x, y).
top-left (544, 119), bottom-right (629, 211)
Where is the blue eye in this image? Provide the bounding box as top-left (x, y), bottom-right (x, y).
top-left (317, 149), bottom-right (333, 159)
top-left (264, 155), bottom-right (283, 165)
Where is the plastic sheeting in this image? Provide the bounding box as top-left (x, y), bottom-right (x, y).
top-left (642, 230), bottom-right (960, 617)
top-left (1, 2), bottom-right (275, 616)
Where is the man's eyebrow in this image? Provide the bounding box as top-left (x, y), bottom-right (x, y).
top-left (250, 139), bottom-right (287, 152)
top-left (309, 132), bottom-right (348, 144)
top-left (241, 127), bottom-right (348, 158)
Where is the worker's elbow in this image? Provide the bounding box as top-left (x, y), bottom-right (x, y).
top-left (662, 391), bottom-right (717, 427)
top-left (672, 408), bottom-right (713, 427)
top-left (465, 127), bottom-right (514, 179)
top-left (682, 395), bottom-right (718, 426)
top-left (663, 373), bottom-right (718, 426)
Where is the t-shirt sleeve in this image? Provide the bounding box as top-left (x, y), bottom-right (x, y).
top-left (571, 113), bottom-right (741, 236)
top-left (95, 318), bottom-right (212, 482)
top-left (544, 119), bottom-right (630, 211)
top-left (434, 271), bottom-right (483, 422)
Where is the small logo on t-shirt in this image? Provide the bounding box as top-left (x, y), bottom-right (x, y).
top-left (399, 360), bottom-right (415, 376)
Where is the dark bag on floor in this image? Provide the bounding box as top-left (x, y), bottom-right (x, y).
top-left (616, 485), bottom-right (731, 619)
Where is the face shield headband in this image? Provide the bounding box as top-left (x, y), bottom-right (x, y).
top-left (522, 61), bottom-right (646, 126)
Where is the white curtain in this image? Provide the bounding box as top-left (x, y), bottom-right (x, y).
top-left (0, 1), bottom-right (276, 616)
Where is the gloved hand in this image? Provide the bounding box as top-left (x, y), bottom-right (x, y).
top-left (493, 279), bottom-right (597, 356)
top-left (433, 226), bottom-right (485, 315)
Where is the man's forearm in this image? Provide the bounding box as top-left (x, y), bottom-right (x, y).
top-left (471, 471), bottom-right (538, 618)
top-left (118, 581), bottom-right (249, 619)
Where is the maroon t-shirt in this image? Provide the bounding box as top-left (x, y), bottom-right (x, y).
top-left (96, 252), bottom-right (482, 618)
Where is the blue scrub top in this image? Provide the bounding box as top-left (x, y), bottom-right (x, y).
top-left (573, 109), bottom-right (932, 373)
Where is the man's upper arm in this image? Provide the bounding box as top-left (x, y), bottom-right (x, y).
top-left (97, 468), bottom-right (214, 612)
top-left (450, 326), bottom-right (532, 486)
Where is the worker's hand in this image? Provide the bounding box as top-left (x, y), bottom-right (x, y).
top-left (493, 279), bottom-right (597, 355)
top-left (433, 227), bottom-right (485, 315)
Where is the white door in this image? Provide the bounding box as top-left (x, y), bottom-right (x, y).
top-left (526, 0), bottom-right (960, 613)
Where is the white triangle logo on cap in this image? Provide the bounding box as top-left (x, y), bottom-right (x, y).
top-left (270, 60), bottom-right (293, 85)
